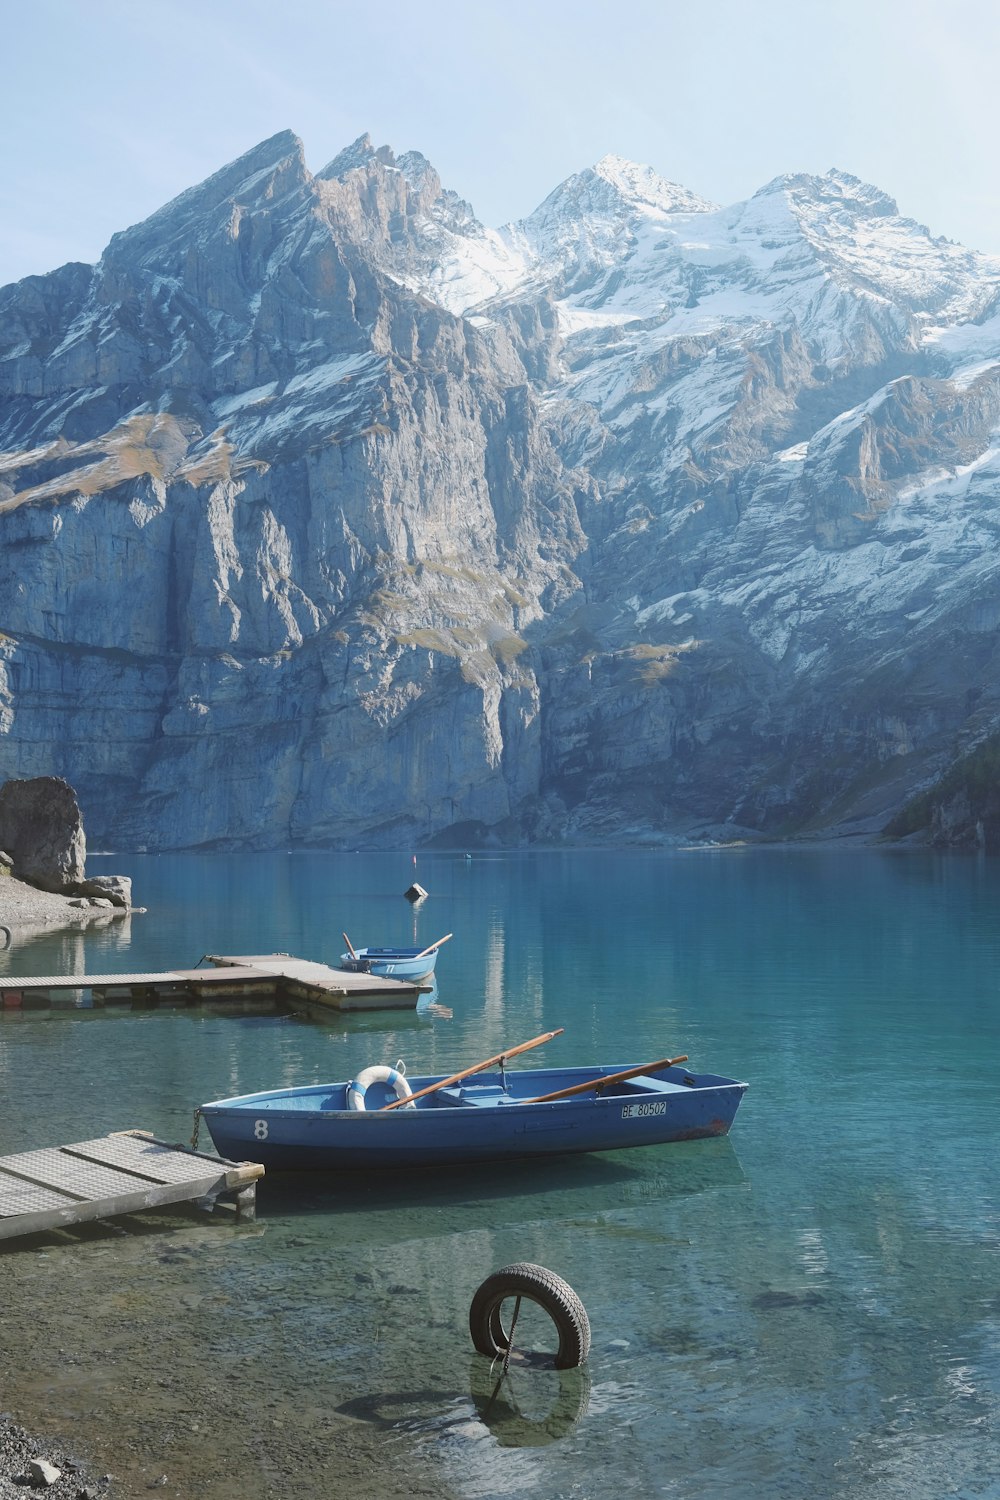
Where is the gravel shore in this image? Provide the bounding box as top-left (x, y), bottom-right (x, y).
top-left (0, 875), bottom-right (128, 942)
top-left (0, 1416), bottom-right (109, 1499)
top-left (0, 878), bottom-right (124, 1494)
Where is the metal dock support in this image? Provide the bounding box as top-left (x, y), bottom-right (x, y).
top-left (0, 1130), bottom-right (264, 1243)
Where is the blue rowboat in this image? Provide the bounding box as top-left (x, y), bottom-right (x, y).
top-left (339, 946), bottom-right (440, 981)
top-left (199, 1058), bottom-right (747, 1172)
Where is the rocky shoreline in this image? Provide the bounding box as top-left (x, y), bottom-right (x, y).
top-left (0, 874), bottom-right (133, 944)
top-left (0, 881), bottom-right (120, 1498)
top-left (0, 1416), bottom-right (109, 1498)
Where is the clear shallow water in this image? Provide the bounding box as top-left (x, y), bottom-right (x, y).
top-left (2, 849), bottom-right (1000, 1498)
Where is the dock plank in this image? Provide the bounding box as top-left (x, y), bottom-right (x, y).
top-left (0, 972), bottom-right (192, 990)
top-left (0, 1175), bottom-right (77, 1215)
top-left (0, 1149), bottom-right (187, 1202)
top-left (71, 1133), bottom-right (250, 1182)
top-left (0, 1132), bottom-right (264, 1242)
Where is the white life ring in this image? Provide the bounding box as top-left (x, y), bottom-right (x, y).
top-left (348, 1061), bottom-right (414, 1112)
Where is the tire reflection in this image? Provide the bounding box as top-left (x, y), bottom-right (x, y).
top-left (469, 1354), bottom-right (591, 1447)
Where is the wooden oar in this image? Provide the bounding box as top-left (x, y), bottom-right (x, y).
top-left (380, 1028), bottom-right (565, 1111)
top-left (414, 932), bottom-right (453, 960)
top-left (524, 1055), bottom-right (688, 1104)
top-left (342, 932), bottom-right (359, 961)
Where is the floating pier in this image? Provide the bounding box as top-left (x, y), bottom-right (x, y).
top-left (0, 951), bottom-right (432, 1015)
top-left (0, 1130), bottom-right (263, 1243)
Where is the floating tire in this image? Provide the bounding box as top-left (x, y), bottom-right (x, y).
top-left (469, 1262), bottom-right (591, 1369)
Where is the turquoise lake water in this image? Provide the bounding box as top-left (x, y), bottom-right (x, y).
top-left (2, 848), bottom-right (1000, 1499)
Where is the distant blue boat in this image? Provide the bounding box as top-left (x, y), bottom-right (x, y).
top-left (338, 932), bottom-right (451, 982)
top-left (199, 1057), bottom-right (748, 1172)
top-left (338, 945), bottom-right (441, 981)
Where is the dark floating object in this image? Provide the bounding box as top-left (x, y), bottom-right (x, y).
top-left (470, 1262), bottom-right (592, 1369)
top-left (404, 883), bottom-right (428, 902)
top-left (751, 1289), bottom-right (827, 1311)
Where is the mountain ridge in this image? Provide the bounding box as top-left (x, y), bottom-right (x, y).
top-left (3, 133), bottom-right (1000, 850)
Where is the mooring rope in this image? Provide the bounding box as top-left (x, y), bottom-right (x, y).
top-left (502, 1294), bottom-right (522, 1374)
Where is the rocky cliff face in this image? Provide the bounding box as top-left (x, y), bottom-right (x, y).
top-left (0, 776), bottom-right (86, 890)
top-left (2, 133), bottom-right (1000, 848)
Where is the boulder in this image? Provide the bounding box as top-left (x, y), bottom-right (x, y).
top-left (75, 874), bottom-right (133, 909)
top-left (26, 1458), bottom-right (61, 1486)
top-left (0, 777), bottom-right (86, 892)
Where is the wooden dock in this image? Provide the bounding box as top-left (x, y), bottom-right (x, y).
top-left (0, 1130), bottom-right (263, 1243)
top-left (0, 951), bottom-right (432, 1014)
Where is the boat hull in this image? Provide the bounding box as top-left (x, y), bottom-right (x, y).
top-left (200, 1064), bottom-right (747, 1172)
top-left (338, 947), bottom-right (439, 981)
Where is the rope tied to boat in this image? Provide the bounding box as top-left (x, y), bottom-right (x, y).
top-left (190, 1108), bottom-right (202, 1151)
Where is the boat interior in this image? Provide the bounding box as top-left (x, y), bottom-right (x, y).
top-left (430, 1071), bottom-right (700, 1108)
top-left (213, 1065), bottom-right (742, 1114)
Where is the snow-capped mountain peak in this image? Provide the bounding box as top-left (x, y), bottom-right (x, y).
top-left (753, 168), bottom-right (900, 219)
top-left (500, 155), bottom-right (716, 304)
top-left (520, 155), bottom-right (714, 246)
top-left (736, 166), bottom-right (1000, 318)
top-left (590, 154), bottom-right (717, 216)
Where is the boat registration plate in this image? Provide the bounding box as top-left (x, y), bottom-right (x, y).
top-left (621, 1100), bottom-right (666, 1119)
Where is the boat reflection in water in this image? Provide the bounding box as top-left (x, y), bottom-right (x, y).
top-left (255, 1135), bottom-right (747, 1245)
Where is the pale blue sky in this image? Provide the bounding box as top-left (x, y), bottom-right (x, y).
top-left (3, 0), bottom-right (999, 286)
